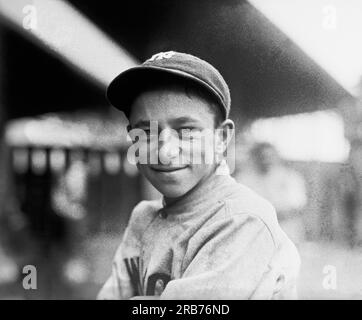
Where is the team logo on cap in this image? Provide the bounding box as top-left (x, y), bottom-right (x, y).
top-left (147, 51), bottom-right (176, 62)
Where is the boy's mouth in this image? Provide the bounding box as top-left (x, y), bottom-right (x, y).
top-left (150, 165), bottom-right (188, 173)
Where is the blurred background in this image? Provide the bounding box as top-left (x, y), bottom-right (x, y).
top-left (0, 0), bottom-right (362, 299)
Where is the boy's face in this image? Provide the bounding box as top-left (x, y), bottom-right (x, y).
top-left (128, 85), bottom-right (221, 199)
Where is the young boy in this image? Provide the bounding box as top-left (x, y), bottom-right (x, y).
top-left (98, 51), bottom-right (300, 300)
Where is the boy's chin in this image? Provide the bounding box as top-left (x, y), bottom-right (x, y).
top-left (154, 184), bottom-right (195, 199)
top-left (153, 183), bottom-right (197, 199)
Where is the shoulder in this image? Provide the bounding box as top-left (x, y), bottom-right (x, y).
top-left (123, 199), bottom-right (163, 242)
top-left (216, 182), bottom-right (301, 279)
top-left (128, 199), bottom-right (163, 226)
top-left (218, 181), bottom-right (281, 245)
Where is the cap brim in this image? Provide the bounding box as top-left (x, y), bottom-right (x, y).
top-left (106, 66), bottom-right (225, 118)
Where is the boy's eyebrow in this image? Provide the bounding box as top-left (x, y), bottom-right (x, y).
top-left (132, 117), bottom-right (201, 128)
top-left (170, 116), bottom-right (201, 126)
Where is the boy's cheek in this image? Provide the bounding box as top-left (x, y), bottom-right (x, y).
top-left (190, 142), bottom-right (216, 165)
top-left (135, 141), bottom-right (216, 166)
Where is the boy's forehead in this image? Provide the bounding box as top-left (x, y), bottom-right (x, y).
top-left (129, 87), bottom-right (214, 123)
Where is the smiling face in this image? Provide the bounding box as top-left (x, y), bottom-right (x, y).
top-left (128, 83), bottom-right (225, 200)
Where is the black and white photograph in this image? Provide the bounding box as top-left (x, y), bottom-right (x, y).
top-left (0, 0), bottom-right (362, 303)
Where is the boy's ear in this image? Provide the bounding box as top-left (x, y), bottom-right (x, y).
top-left (215, 119), bottom-right (235, 154)
top-left (126, 124), bottom-right (135, 143)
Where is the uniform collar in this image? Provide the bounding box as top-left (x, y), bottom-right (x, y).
top-left (160, 163), bottom-right (237, 218)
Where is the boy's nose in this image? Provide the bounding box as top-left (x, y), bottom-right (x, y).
top-left (158, 129), bottom-right (180, 164)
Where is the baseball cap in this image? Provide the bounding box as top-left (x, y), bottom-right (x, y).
top-left (106, 51), bottom-right (231, 119)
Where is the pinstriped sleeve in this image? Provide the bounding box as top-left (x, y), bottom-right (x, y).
top-left (97, 200), bottom-right (158, 300)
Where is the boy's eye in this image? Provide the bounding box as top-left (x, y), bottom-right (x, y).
top-left (178, 127), bottom-right (201, 139)
top-left (142, 129), bottom-right (159, 141)
top-left (140, 128), bottom-right (153, 136)
top-left (178, 126), bottom-right (197, 133)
